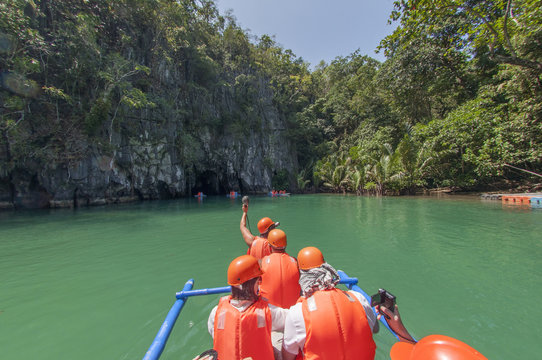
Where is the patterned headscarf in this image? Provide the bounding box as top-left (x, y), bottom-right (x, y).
top-left (298, 262), bottom-right (340, 298)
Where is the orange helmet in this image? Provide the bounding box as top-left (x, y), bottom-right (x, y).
top-left (297, 246), bottom-right (325, 270)
top-left (227, 255), bottom-right (263, 286)
top-left (390, 335), bottom-right (488, 360)
top-left (257, 217), bottom-right (279, 234)
top-left (268, 229), bottom-right (287, 248)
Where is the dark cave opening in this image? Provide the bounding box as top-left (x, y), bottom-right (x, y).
top-left (192, 170), bottom-right (227, 195)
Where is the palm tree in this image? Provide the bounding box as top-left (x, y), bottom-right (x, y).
top-left (296, 166), bottom-right (311, 193)
top-left (348, 164), bottom-right (367, 195)
top-left (366, 143), bottom-right (400, 195)
top-left (395, 132), bottom-right (433, 193)
top-left (315, 153), bottom-right (352, 193)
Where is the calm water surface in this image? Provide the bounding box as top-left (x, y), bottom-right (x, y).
top-left (1, 194), bottom-right (541, 359)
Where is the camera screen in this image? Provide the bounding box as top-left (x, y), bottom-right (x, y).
top-left (370, 293), bottom-right (382, 307)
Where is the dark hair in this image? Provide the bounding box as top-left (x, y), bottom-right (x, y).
top-left (270, 244), bottom-right (286, 253)
top-left (231, 277), bottom-right (259, 301)
top-left (261, 224), bottom-right (276, 238)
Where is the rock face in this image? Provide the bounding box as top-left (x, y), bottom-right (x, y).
top-left (0, 74), bottom-right (298, 209)
top-left (0, 1), bottom-right (306, 210)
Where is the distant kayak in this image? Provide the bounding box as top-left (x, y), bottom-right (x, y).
top-left (226, 191), bottom-right (241, 198)
top-left (268, 191), bottom-right (290, 197)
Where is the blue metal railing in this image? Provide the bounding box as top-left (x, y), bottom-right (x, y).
top-left (143, 270), bottom-right (401, 359)
top-left (176, 285), bottom-right (231, 299)
top-left (142, 279), bottom-right (194, 360)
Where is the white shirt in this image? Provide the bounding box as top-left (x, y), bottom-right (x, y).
top-left (208, 298), bottom-right (288, 338)
top-left (282, 290), bottom-right (377, 356)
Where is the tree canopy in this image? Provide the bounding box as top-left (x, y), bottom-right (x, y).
top-left (1, 0), bottom-right (540, 200)
top-left (307, 0), bottom-right (542, 194)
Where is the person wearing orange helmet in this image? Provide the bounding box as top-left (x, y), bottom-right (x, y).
top-left (240, 201), bottom-right (279, 260)
top-left (282, 247), bottom-right (379, 360)
top-left (260, 229), bottom-right (301, 309)
top-left (207, 255), bottom-right (287, 360)
top-left (377, 304), bottom-right (488, 360)
top-left (390, 334), bottom-right (488, 360)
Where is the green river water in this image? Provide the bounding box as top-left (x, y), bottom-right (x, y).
top-left (1, 194), bottom-right (541, 359)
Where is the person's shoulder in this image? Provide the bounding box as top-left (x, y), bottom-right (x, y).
top-left (217, 295), bottom-right (231, 305)
top-left (348, 290), bottom-right (371, 306)
top-left (252, 236), bottom-right (265, 244)
top-left (270, 252), bottom-right (291, 261)
top-left (283, 252), bottom-right (297, 261)
top-left (209, 304), bottom-right (219, 319)
top-left (284, 254), bottom-right (299, 268)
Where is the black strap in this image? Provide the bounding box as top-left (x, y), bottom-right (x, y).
top-left (197, 349), bottom-right (218, 360)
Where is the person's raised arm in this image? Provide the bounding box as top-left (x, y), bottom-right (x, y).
top-left (240, 204), bottom-right (255, 247)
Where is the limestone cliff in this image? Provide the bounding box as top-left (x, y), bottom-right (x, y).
top-left (0, 1), bottom-right (305, 209)
top-left (1, 71), bottom-right (298, 209)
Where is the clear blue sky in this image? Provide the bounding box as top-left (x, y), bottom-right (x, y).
top-left (214, 0), bottom-right (398, 68)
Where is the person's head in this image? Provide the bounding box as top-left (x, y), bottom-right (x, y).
top-left (390, 335), bottom-right (488, 360)
top-left (267, 229), bottom-right (287, 252)
top-left (297, 246), bottom-right (325, 270)
top-left (257, 217), bottom-right (279, 237)
top-left (227, 255), bottom-right (262, 301)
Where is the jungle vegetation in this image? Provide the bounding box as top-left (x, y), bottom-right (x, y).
top-left (1, 0), bottom-right (541, 196)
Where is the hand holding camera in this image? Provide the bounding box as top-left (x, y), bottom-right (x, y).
top-left (371, 288), bottom-right (416, 344)
top-left (370, 288), bottom-right (396, 319)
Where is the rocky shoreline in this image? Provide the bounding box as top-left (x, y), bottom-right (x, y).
top-left (3, 181), bottom-right (541, 212)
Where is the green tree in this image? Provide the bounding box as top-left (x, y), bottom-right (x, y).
top-left (314, 153), bottom-right (352, 193)
top-left (365, 143), bottom-right (401, 195)
top-left (386, 0), bottom-right (542, 74)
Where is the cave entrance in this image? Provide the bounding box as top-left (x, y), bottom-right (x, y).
top-left (193, 170), bottom-right (226, 195)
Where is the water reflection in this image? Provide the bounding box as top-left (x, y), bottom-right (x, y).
top-left (1, 195), bottom-right (541, 360)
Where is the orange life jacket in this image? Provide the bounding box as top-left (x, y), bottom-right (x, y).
top-left (299, 288), bottom-right (376, 360)
top-left (260, 252), bottom-right (301, 308)
top-left (213, 296), bottom-right (274, 360)
top-left (248, 237), bottom-right (272, 260)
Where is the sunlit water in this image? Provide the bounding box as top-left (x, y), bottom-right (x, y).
top-left (1, 194), bottom-right (541, 359)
